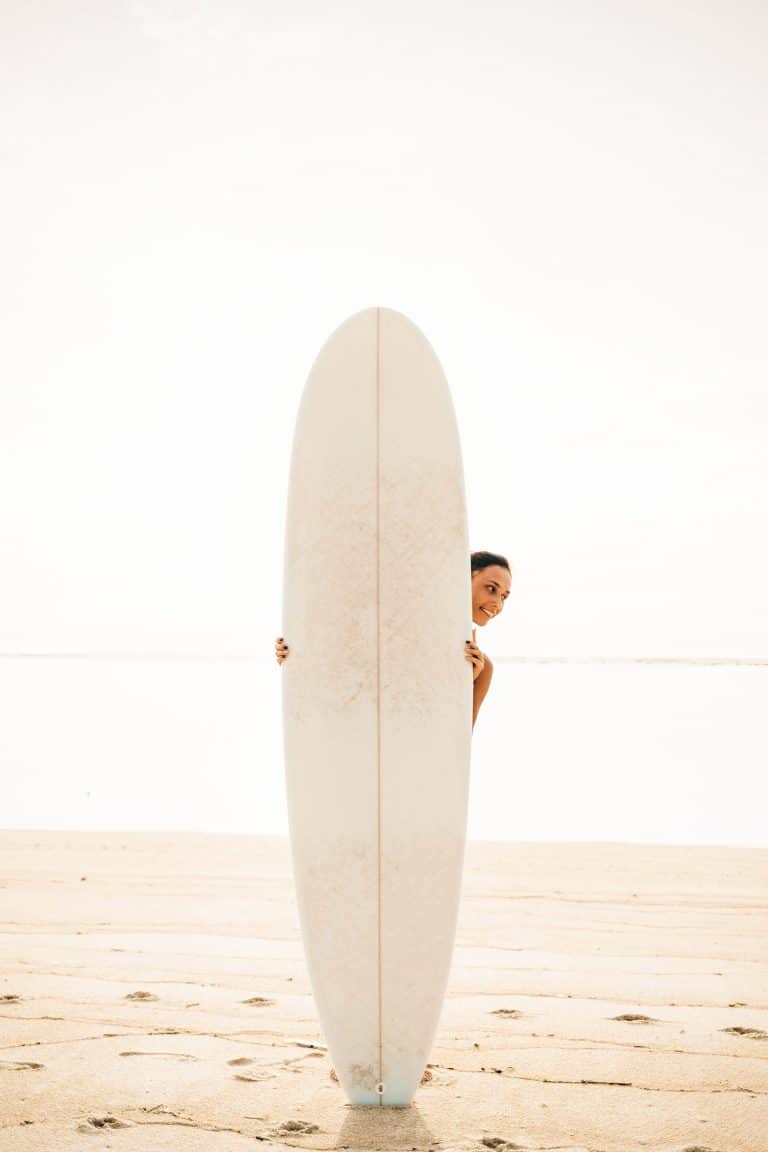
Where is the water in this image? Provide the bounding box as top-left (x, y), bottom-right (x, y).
top-left (1, 657), bottom-right (765, 846)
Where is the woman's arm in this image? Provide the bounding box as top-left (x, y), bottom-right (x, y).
top-left (472, 655), bottom-right (493, 728)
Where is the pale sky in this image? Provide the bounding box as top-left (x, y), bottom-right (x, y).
top-left (1, 2), bottom-right (766, 842)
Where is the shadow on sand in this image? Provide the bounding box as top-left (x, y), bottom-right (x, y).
top-left (334, 1101), bottom-right (436, 1150)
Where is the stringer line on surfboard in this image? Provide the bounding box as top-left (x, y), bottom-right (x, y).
top-left (375, 307), bottom-right (384, 1102)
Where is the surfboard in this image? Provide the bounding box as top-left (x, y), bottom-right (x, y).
top-left (281, 307), bottom-right (472, 1107)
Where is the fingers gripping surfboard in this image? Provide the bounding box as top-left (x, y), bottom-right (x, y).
top-left (282, 308), bottom-right (472, 1107)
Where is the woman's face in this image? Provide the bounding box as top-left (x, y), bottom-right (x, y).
top-left (471, 564), bottom-right (512, 627)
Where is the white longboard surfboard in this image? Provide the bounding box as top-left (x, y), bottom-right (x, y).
top-left (282, 307), bottom-right (472, 1107)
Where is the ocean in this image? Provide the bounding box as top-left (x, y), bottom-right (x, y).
top-left (1, 656), bottom-right (765, 847)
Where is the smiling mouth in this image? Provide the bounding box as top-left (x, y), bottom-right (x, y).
top-left (481, 608), bottom-right (495, 618)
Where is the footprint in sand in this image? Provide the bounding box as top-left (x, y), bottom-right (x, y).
top-left (275, 1120), bottom-right (320, 1135)
top-left (119, 1051), bottom-right (198, 1061)
top-left (721, 1026), bottom-right (768, 1039)
top-left (77, 1116), bottom-right (129, 1132)
top-left (490, 1008), bottom-right (522, 1018)
top-left (0, 1060), bottom-right (44, 1071)
top-left (0, 994), bottom-right (21, 1003)
top-left (228, 1057), bottom-right (275, 1080)
top-left (241, 996), bottom-right (275, 1006)
top-left (125, 991), bottom-right (159, 1001)
top-left (611, 1013), bottom-right (658, 1024)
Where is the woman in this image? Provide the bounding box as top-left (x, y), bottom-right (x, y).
top-left (466, 549), bottom-right (511, 726)
top-left (276, 548), bottom-right (510, 1085)
top-left (275, 549), bottom-right (510, 729)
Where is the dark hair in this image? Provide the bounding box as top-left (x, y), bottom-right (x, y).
top-left (471, 550), bottom-right (510, 574)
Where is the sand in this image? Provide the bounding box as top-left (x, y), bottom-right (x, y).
top-left (0, 830), bottom-right (765, 1151)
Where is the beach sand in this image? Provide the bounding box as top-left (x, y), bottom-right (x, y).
top-left (0, 830), bottom-right (765, 1151)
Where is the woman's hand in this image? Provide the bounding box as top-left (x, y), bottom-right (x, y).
top-left (465, 628), bottom-right (485, 682)
top-left (275, 637), bottom-right (289, 665)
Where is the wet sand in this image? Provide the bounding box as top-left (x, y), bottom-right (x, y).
top-left (0, 830), bottom-right (766, 1151)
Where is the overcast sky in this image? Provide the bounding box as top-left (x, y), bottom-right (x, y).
top-left (2, 0), bottom-right (767, 662)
